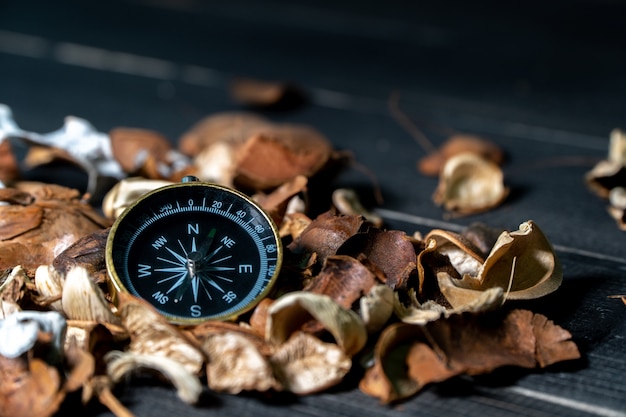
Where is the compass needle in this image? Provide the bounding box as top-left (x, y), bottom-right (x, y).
top-left (106, 177), bottom-right (282, 323)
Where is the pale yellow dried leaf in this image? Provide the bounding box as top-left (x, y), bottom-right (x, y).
top-left (61, 267), bottom-right (120, 324)
top-left (266, 291), bottom-right (367, 356)
top-left (432, 152), bottom-right (509, 214)
top-left (270, 331), bottom-right (351, 395)
top-left (203, 332), bottom-right (279, 393)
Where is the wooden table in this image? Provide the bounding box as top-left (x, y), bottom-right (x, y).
top-left (0, 1), bottom-right (624, 415)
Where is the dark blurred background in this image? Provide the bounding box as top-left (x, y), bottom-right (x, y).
top-left (1, 2), bottom-right (625, 416)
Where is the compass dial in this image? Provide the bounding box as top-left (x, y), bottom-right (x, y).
top-left (105, 179), bottom-right (282, 324)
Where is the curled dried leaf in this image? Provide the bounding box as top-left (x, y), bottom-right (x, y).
top-left (0, 310), bottom-right (66, 362)
top-left (433, 152), bottom-right (509, 214)
top-left (61, 267), bottom-right (119, 324)
top-left (360, 309), bottom-right (579, 403)
top-left (105, 350), bottom-right (203, 405)
top-left (203, 331), bottom-right (279, 393)
top-left (359, 284), bottom-right (394, 333)
top-left (0, 356), bottom-right (64, 417)
top-left (235, 127), bottom-right (332, 190)
top-left (102, 177), bottom-right (173, 219)
top-left (253, 175), bottom-right (308, 226)
top-left (418, 134), bottom-right (505, 177)
top-left (438, 220), bottom-right (562, 308)
top-left (109, 127), bottom-right (190, 180)
top-left (34, 265), bottom-right (64, 311)
top-left (270, 331), bottom-right (351, 395)
top-left (178, 112), bottom-right (271, 156)
top-left (0, 104), bottom-right (125, 196)
top-left (230, 77), bottom-right (306, 109)
top-left (0, 182), bottom-right (111, 275)
top-left (116, 292), bottom-right (205, 375)
top-left (266, 291), bottom-right (367, 357)
top-left (0, 265), bottom-right (28, 305)
top-left (304, 255), bottom-right (379, 310)
top-left (52, 228), bottom-right (110, 285)
top-left (337, 228), bottom-right (418, 290)
top-left (332, 188), bottom-right (383, 227)
top-left (394, 287), bottom-right (504, 325)
top-left (288, 211), bottom-right (364, 265)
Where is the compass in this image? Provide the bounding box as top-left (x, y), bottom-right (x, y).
top-left (105, 176), bottom-right (282, 324)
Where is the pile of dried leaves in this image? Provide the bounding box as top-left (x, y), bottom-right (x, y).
top-left (0, 107), bottom-right (581, 417)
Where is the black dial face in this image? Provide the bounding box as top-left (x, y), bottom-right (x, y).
top-left (106, 182), bottom-right (282, 323)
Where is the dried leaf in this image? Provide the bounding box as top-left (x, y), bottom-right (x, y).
top-left (116, 292), bottom-right (205, 375)
top-left (332, 188), bottom-right (383, 227)
top-left (109, 127), bottom-right (189, 179)
top-left (34, 265), bottom-right (64, 311)
top-left (360, 309), bottom-right (579, 403)
top-left (270, 331), bottom-right (351, 395)
top-left (0, 104), bottom-right (125, 196)
top-left (288, 210), bottom-right (364, 265)
top-left (105, 350), bottom-right (202, 405)
top-left (266, 291), bottom-right (367, 357)
top-left (438, 221), bottom-right (562, 308)
top-left (433, 152), bottom-right (509, 214)
top-left (102, 177), bottom-right (173, 219)
top-left (235, 127), bottom-right (332, 190)
top-left (359, 284), bottom-right (395, 333)
top-left (253, 174), bottom-right (308, 226)
top-left (52, 228), bottom-right (110, 285)
top-left (0, 356), bottom-right (64, 417)
top-left (0, 140), bottom-right (20, 183)
top-left (337, 228), bottom-right (418, 290)
top-left (178, 112), bottom-right (271, 156)
top-left (0, 182), bottom-right (111, 275)
top-left (418, 134), bottom-right (505, 177)
top-left (61, 267), bottom-right (120, 324)
top-left (203, 331), bottom-right (279, 393)
top-left (304, 255), bottom-right (379, 310)
top-left (0, 311), bottom-right (66, 362)
top-left (230, 77), bottom-right (306, 109)
top-left (394, 287), bottom-right (504, 325)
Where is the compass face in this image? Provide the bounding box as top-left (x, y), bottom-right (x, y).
top-left (106, 181), bottom-right (282, 324)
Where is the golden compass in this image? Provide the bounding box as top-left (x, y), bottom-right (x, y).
top-left (105, 176), bottom-right (282, 324)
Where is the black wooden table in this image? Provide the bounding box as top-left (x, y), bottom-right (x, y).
top-left (1, 1), bottom-right (625, 416)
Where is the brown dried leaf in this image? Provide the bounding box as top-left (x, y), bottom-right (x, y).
top-left (52, 228), bottom-right (109, 284)
top-left (253, 175), bottom-right (308, 226)
top-left (178, 112), bottom-right (272, 156)
top-left (288, 210), bottom-right (364, 265)
top-left (235, 127), bottom-right (331, 190)
top-left (360, 309), bottom-right (579, 403)
top-left (0, 205), bottom-right (43, 240)
top-left (433, 152), bottom-right (509, 214)
top-left (418, 134), bottom-right (504, 177)
top-left (0, 356), bottom-right (64, 417)
top-left (304, 255), bottom-right (379, 310)
top-left (110, 128), bottom-right (179, 178)
top-left (0, 140), bottom-right (20, 183)
top-left (337, 228), bottom-right (418, 290)
top-left (230, 77), bottom-right (306, 109)
top-left (0, 182), bottom-right (111, 275)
